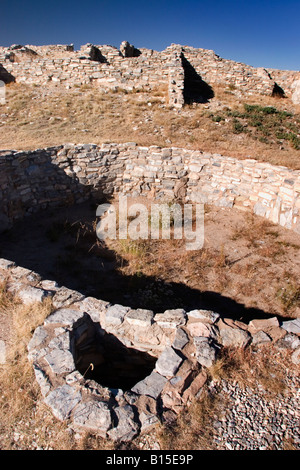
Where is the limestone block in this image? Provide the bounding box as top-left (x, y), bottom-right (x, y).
top-left (155, 346), bottom-right (183, 377)
top-left (187, 309), bottom-right (219, 324)
top-left (72, 400), bottom-right (112, 436)
top-left (107, 405), bottom-right (140, 442)
top-left (172, 328), bottom-right (189, 350)
top-left (193, 337), bottom-right (218, 368)
top-left (281, 318), bottom-right (300, 336)
top-left (125, 308), bottom-right (154, 327)
top-left (154, 309), bottom-right (186, 329)
top-left (131, 370), bottom-right (168, 399)
top-left (291, 79), bottom-right (300, 105)
top-left (44, 385), bottom-right (81, 421)
top-left (248, 317), bottom-right (279, 334)
top-left (169, 360), bottom-right (195, 394)
top-left (105, 304), bottom-right (130, 326)
top-left (44, 348), bottom-right (75, 375)
top-left (44, 308), bottom-right (83, 327)
top-left (16, 285), bottom-right (52, 305)
top-left (251, 330), bottom-right (272, 347)
top-left (182, 370), bottom-right (207, 402)
top-left (218, 322), bottom-right (251, 348)
top-left (52, 287), bottom-right (85, 309)
top-left (27, 325), bottom-right (48, 352)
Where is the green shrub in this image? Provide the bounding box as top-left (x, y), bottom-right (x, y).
top-left (232, 119), bottom-right (246, 133)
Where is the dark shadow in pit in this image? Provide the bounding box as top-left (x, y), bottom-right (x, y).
top-left (0, 200), bottom-right (286, 323)
top-left (181, 54), bottom-right (214, 104)
top-left (72, 313), bottom-right (157, 391)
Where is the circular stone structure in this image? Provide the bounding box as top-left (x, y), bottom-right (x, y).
top-left (0, 142), bottom-right (299, 441)
top-left (14, 272), bottom-right (299, 442)
top-left (26, 296), bottom-right (215, 441)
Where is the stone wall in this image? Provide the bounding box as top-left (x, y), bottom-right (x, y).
top-left (0, 256), bottom-right (299, 441)
top-left (0, 143), bottom-right (300, 234)
top-left (0, 42), bottom-right (299, 106)
top-left (1, 139), bottom-right (300, 442)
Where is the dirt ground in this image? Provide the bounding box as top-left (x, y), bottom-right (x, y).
top-left (0, 198), bottom-right (299, 451)
top-left (0, 198), bottom-right (299, 325)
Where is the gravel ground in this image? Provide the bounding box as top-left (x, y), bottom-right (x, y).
top-left (135, 364), bottom-right (300, 451)
top-left (208, 374), bottom-right (300, 450)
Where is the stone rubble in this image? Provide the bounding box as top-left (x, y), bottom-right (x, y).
top-left (209, 376), bottom-right (300, 450)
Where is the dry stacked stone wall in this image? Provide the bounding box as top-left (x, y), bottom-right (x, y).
top-left (0, 257), bottom-right (299, 442)
top-left (0, 143), bottom-right (300, 234)
top-left (0, 142), bottom-right (300, 441)
top-left (0, 42), bottom-right (299, 106)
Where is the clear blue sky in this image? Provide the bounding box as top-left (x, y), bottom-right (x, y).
top-left (0, 0), bottom-right (299, 70)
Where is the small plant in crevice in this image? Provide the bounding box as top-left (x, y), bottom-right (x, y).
top-left (276, 283), bottom-right (300, 313)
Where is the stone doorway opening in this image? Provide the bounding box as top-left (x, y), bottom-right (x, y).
top-left (181, 55), bottom-right (214, 104)
top-left (72, 314), bottom-right (157, 391)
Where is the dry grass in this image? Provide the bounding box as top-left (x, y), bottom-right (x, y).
top-left (208, 346), bottom-right (287, 397)
top-left (156, 342), bottom-right (298, 450)
top-left (0, 80), bottom-right (299, 449)
top-left (158, 388), bottom-right (224, 451)
top-left (0, 283), bottom-right (115, 450)
top-left (104, 198), bottom-right (300, 318)
top-left (1, 82), bottom-right (300, 169)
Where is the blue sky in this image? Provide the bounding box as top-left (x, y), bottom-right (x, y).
top-left (0, 0), bottom-right (299, 70)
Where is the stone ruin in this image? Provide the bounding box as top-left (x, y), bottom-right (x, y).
top-left (0, 40), bottom-right (300, 107)
top-left (0, 80), bottom-right (5, 105)
top-left (0, 141), bottom-right (300, 442)
top-left (0, 257), bottom-right (299, 442)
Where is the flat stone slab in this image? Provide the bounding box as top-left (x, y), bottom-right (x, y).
top-left (281, 318), bottom-right (300, 335)
top-left (16, 285), bottom-right (52, 305)
top-left (155, 346), bottom-right (183, 377)
top-left (75, 296), bottom-right (110, 323)
top-left (44, 385), bottom-right (81, 421)
top-left (107, 405), bottom-right (140, 442)
top-left (154, 309), bottom-right (186, 328)
top-left (44, 308), bottom-right (83, 326)
top-left (186, 321), bottom-right (218, 339)
top-left (125, 308), bottom-right (154, 327)
top-left (194, 336), bottom-right (218, 368)
top-left (52, 287), bottom-right (85, 309)
top-left (187, 309), bottom-right (220, 324)
top-left (251, 330), bottom-right (272, 346)
top-left (172, 328), bottom-right (189, 350)
top-left (27, 325), bottom-right (48, 351)
top-left (105, 304), bottom-right (130, 326)
top-left (72, 400), bottom-right (112, 436)
top-left (48, 329), bottom-right (71, 350)
top-left (218, 321), bottom-right (251, 348)
top-left (248, 317), bottom-right (279, 333)
top-left (44, 349), bottom-right (75, 374)
top-left (131, 370), bottom-right (168, 399)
